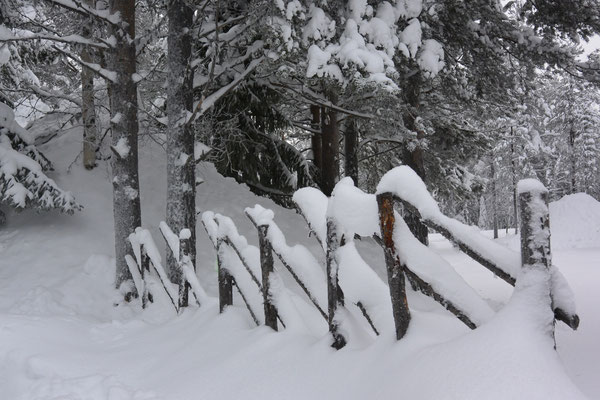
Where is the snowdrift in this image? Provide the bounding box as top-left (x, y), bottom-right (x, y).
top-left (549, 193), bottom-right (600, 250)
top-left (0, 129), bottom-right (595, 399)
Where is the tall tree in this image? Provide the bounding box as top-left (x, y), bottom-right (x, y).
top-left (108, 0), bottom-right (142, 295)
top-left (81, 0), bottom-right (97, 170)
top-left (166, 0), bottom-right (195, 308)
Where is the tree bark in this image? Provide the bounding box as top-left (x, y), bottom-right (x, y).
top-left (402, 72), bottom-right (428, 245)
top-left (320, 97), bottom-right (339, 196)
top-left (109, 0), bottom-right (142, 295)
top-left (569, 126), bottom-right (577, 194)
top-left (510, 126), bottom-right (518, 234)
top-left (491, 158), bottom-right (499, 239)
top-left (81, 0), bottom-right (97, 170)
top-left (344, 118), bottom-right (359, 185)
top-left (166, 0), bottom-right (195, 308)
top-left (310, 105), bottom-right (322, 171)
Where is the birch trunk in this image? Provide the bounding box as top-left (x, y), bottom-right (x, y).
top-left (109, 0), bottom-right (141, 295)
top-left (166, 0), bottom-right (195, 308)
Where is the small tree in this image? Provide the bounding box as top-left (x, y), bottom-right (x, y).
top-left (0, 102), bottom-right (81, 222)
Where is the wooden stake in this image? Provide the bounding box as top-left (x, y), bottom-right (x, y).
top-left (376, 192), bottom-right (410, 340)
top-left (258, 224), bottom-right (278, 331)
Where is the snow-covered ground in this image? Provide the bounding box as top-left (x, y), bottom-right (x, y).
top-left (0, 128), bottom-right (598, 399)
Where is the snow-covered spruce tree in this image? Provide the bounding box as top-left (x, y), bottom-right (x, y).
top-left (0, 102), bottom-right (80, 222)
top-left (268, 0), bottom-right (445, 196)
top-left (0, 0), bottom-right (141, 297)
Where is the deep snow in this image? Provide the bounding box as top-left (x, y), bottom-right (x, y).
top-left (0, 128), bottom-right (597, 399)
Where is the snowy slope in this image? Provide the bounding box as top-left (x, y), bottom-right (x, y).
top-left (0, 128), bottom-right (596, 399)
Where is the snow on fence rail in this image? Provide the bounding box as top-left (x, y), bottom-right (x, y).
top-left (294, 178), bottom-right (495, 336)
top-left (376, 167), bottom-right (579, 330)
top-left (125, 224), bottom-right (208, 313)
top-left (201, 211), bottom-right (310, 330)
top-left (124, 166), bottom-right (578, 350)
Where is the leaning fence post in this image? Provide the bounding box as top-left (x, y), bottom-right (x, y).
top-left (140, 245), bottom-right (151, 306)
top-left (518, 179), bottom-right (554, 336)
top-left (217, 239), bottom-right (233, 313)
top-left (326, 218), bottom-right (346, 349)
top-left (178, 229), bottom-right (192, 309)
top-left (258, 224), bottom-right (278, 331)
top-left (376, 192), bottom-right (411, 340)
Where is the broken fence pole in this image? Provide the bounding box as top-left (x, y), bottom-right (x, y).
top-left (376, 192), bottom-right (411, 340)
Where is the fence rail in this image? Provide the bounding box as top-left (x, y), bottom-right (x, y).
top-left (124, 166), bottom-right (579, 350)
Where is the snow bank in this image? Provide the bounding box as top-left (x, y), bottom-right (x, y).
top-left (549, 193), bottom-right (600, 250)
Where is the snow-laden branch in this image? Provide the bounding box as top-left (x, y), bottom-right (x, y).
top-left (0, 32), bottom-right (111, 49)
top-left (188, 56), bottom-right (264, 123)
top-left (52, 46), bottom-right (117, 83)
top-left (43, 0), bottom-right (121, 26)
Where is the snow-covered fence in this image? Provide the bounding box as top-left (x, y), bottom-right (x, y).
top-left (378, 167), bottom-right (579, 331)
top-left (294, 178), bottom-right (495, 341)
top-left (125, 224), bottom-right (208, 313)
top-left (243, 206), bottom-right (328, 320)
top-left (202, 211), bottom-right (315, 330)
top-left (517, 180), bottom-right (578, 335)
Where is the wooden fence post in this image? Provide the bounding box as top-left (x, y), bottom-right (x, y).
top-left (178, 231), bottom-right (191, 309)
top-left (326, 218), bottom-right (346, 349)
top-left (258, 224), bottom-right (278, 331)
top-left (217, 239), bottom-right (233, 313)
top-left (518, 182), bottom-right (551, 270)
top-left (376, 192), bottom-right (411, 340)
top-left (140, 245), bottom-right (151, 306)
top-left (518, 180), bottom-right (554, 337)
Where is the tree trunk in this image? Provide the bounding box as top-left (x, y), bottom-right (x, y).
top-left (491, 158), bottom-right (499, 239)
top-left (510, 126), bottom-right (518, 234)
top-left (402, 72), bottom-right (428, 245)
top-left (81, 0), bottom-right (97, 170)
top-left (344, 118), bottom-right (359, 185)
top-left (320, 104), bottom-right (339, 196)
top-left (166, 0), bottom-right (195, 308)
top-left (109, 0), bottom-right (141, 296)
top-left (569, 126), bottom-right (577, 194)
top-left (310, 105), bottom-right (322, 171)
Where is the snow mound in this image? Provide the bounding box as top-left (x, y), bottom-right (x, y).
top-left (549, 193), bottom-right (600, 250)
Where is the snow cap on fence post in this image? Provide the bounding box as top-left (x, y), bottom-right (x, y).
top-left (517, 179), bottom-right (551, 270)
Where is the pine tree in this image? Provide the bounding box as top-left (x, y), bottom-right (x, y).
top-left (0, 102), bottom-right (80, 221)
